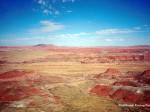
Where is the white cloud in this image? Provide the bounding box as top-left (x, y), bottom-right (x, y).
top-left (28, 20), bottom-right (65, 34)
top-left (54, 10), bottom-right (60, 15)
top-left (34, 0), bottom-right (76, 15)
top-left (134, 27), bottom-right (141, 30)
top-left (144, 24), bottom-right (150, 27)
top-left (143, 24), bottom-right (150, 30)
top-left (105, 39), bottom-right (112, 42)
top-left (105, 38), bottom-right (124, 42)
top-left (42, 9), bottom-right (59, 15)
top-left (62, 0), bottom-right (75, 3)
top-left (15, 38), bottom-right (30, 41)
top-left (0, 38), bottom-right (30, 42)
top-left (38, 0), bottom-right (46, 6)
top-left (57, 32), bottom-right (88, 38)
top-left (95, 29), bottom-right (135, 35)
top-left (66, 10), bottom-right (72, 13)
top-left (42, 9), bottom-right (49, 14)
top-left (118, 38), bottom-right (124, 41)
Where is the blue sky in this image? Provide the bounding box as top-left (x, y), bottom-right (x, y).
top-left (0, 0), bottom-right (150, 46)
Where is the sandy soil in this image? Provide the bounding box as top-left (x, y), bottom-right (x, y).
top-left (0, 46), bottom-right (150, 112)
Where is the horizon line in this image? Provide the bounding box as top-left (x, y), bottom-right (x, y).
top-left (0, 44), bottom-right (150, 48)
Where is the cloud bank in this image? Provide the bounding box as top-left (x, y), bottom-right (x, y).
top-left (28, 20), bottom-right (65, 34)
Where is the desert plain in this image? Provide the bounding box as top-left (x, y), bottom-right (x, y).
top-left (0, 45), bottom-right (150, 112)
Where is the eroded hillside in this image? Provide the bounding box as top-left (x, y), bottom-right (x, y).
top-left (0, 46), bottom-right (150, 112)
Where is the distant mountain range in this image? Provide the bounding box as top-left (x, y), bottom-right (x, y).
top-left (33, 44), bottom-right (55, 47)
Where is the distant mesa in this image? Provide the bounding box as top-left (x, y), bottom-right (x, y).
top-left (96, 68), bottom-right (121, 79)
top-left (105, 68), bottom-right (121, 74)
top-left (33, 44), bottom-right (55, 47)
